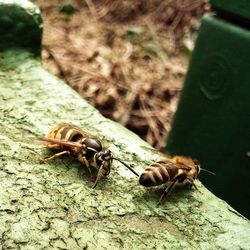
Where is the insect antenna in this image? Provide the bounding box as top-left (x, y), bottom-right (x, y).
top-left (200, 168), bottom-right (216, 175)
top-left (92, 164), bottom-right (104, 188)
top-left (112, 157), bottom-right (139, 176)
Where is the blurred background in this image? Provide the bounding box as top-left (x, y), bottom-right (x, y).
top-left (32, 0), bottom-right (210, 150)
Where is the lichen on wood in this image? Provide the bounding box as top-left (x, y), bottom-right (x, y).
top-left (0, 49), bottom-right (250, 249)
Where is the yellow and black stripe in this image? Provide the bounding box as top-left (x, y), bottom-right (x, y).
top-left (47, 125), bottom-right (86, 142)
top-left (139, 160), bottom-right (178, 187)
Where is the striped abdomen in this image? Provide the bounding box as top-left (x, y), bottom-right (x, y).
top-left (47, 125), bottom-right (85, 142)
top-left (139, 160), bottom-right (178, 187)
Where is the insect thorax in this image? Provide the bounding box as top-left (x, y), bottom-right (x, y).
top-left (81, 138), bottom-right (101, 160)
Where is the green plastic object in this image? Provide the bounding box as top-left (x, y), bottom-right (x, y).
top-left (166, 14), bottom-right (250, 219)
top-left (210, 0), bottom-right (250, 23)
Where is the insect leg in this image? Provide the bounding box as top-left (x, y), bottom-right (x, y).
top-left (92, 164), bottom-right (104, 188)
top-left (78, 155), bottom-right (94, 180)
top-left (187, 178), bottom-right (200, 192)
top-left (40, 150), bottom-right (70, 163)
top-left (157, 179), bottom-right (178, 206)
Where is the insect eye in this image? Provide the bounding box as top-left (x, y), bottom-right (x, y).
top-left (193, 159), bottom-right (200, 166)
top-left (94, 152), bottom-right (103, 166)
top-left (96, 158), bottom-right (103, 167)
top-left (192, 158), bottom-right (200, 174)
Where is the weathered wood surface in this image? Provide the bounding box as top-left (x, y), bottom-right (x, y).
top-left (0, 1), bottom-right (250, 249)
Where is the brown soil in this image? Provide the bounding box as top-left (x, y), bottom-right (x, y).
top-left (32, 0), bottom-right (209, 149)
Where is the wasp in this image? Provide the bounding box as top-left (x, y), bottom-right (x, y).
top-left (139, 156), bottom-right (203, 206)
top-left (36, 124), bottom-right (138, 187)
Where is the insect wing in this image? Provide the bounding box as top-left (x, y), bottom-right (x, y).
top-left (36, 137), bottom-right (84, 149)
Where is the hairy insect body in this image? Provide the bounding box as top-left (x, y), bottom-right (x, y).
top-left (139, 161), bottom-right (178, 187)
top-left (139, 156), bottom-right (200, 205)
top-left (39, 125), bottom-right (113, 186)
top-left (51, 125), bottom-right (110, 169)
top-left (48, 125), bottom-right (108, 167)
top-left (37, 124), bottom-right (138, 187)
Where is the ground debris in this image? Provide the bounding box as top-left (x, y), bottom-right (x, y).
top-left (33, 0), bottom-right (209, 149)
